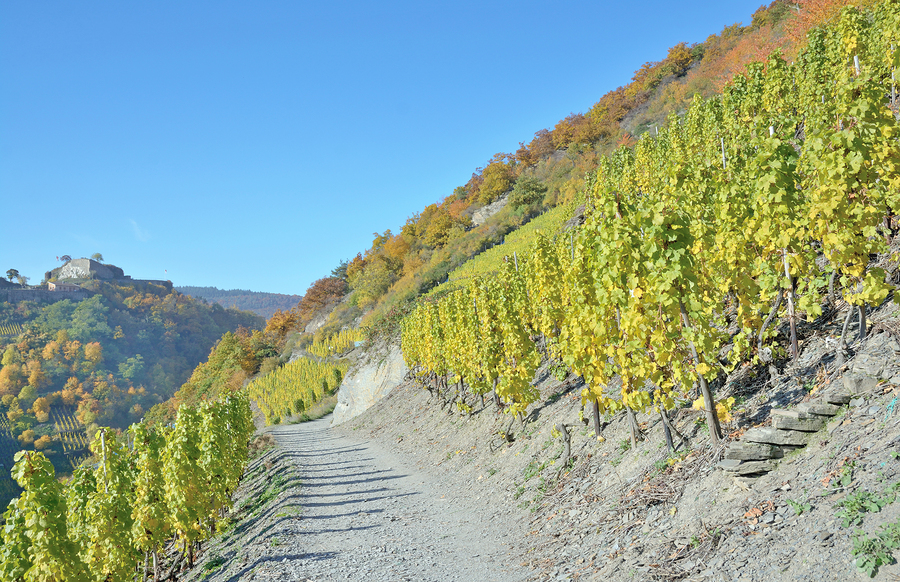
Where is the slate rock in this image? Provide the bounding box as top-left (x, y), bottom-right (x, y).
top-left (822, 389), bottom-right (854, 405)
top-left (743, 427), bottom-right (810, 446)
top-left (718, 459), bottom-right (777, 475)
top-left (796, 402), bottom-right (841, 417)
top-left (843, 372), bottom-right (879, 395)
top-left (724, 442), bottom-right (784, 461)
top-left (852, 355), bottom-right (886, 379)
top-left (771, 409), bottom-right (826, 432)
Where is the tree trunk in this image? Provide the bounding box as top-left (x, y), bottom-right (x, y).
top-left (680, 300), bottom-right (723, 446)
top-left (626, 407), bottom-right (643, 450)
top-left (660, 409), bottom-right (674, 452)
top-left (858, 304), bottom-right (867, 342)
top-left (660, 408), bottom-right (686, 451)
top-left (758, 290), bottom-right (783, 358)
top-left (836, 306), bottom-right (855, 367)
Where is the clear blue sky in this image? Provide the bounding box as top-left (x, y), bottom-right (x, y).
top-left (1, 0), bottom-right (764, 295)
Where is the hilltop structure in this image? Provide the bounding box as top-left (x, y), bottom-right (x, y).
top-left (52, 258), bottom-right (125, 281)
top-left (0, 258), bottom-right (173, 304)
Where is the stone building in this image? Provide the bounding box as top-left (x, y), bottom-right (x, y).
top-left (47, 281), bottom-right (82, 292)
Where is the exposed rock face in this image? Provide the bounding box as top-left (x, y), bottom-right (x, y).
top-left (56, 259), bottom-right (124, 281)
top-left (331, 344), bottom-right (408, 426)
top-left (472, 194), bottom-right (509, 227)
top-left (304, 296), bottom-right (345, 334)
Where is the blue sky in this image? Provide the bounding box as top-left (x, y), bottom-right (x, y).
top-left (1, 0), bottom-right (764, 295)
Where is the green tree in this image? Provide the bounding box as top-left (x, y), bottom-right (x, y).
top-left (478, 157), bottom-right (514, 204)
top-left (6, 269), bottom-right (18, 282)
top-left (90, 253), bottom-right (104, 263)
top-left (509, 176), bottom-right (548, 209)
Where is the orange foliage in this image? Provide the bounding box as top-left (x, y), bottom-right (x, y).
top-left (33, 435), bottom-right (53, 450)
top-left (83, 342), bottom-right (103, 369)
top-left (27, 360), bottom-right (48, 391)
top-left (0, 364), bottom-right (24, 397)
top-left (63, 340), bottom-right (81, 362)
top-left (41, 340), bottom-right (60, 361)
top-left (785, 0), bottom-right (879, 46)
top-left (265, 308), bottom-right (299, 341)
top-left (296, 276), bottom-right (349, 325)
top-left (32, 396), bottom-right (50, 415)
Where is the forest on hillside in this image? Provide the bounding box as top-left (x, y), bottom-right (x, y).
top-left (176, 286), bottom-right (303, 319)
top-left (0, 281), bottom-right (262, 498)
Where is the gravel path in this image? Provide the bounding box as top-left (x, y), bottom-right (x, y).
top-left (192, 415), bottom-right (529, 582)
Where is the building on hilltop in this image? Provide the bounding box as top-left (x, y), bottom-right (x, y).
top-left (47, 281), bottom-right (82, 292)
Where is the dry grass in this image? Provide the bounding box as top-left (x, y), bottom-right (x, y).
top-left (248, 434), bottom-right (277, 459)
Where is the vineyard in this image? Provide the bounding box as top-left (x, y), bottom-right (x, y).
top-left (431, 197), bottom-right (584, 295)
top-left (307, 327), bottom-right (363, 358)
top-left (401, 5), bottom-right (900, 450)
top-left (247, 356), bottom-right (347, 424)
top-left (0, 323), bottom-right (22, 337)
top-left (0, 394), bottom-right (254, 580)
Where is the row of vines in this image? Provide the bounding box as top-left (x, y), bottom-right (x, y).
top-left (0, 394), bottom-right (253, 581)
top-left (247, 356), bottom-right (346, 425)
top-left (401, 4), bottom-right (900, 448)
top-left (306, 328), bottom-right (362, 358)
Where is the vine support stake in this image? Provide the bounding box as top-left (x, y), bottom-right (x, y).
top-left (854, 54), bottom-right (860, 76)
top-left (892, 45), bottom-right (896, 108)
top-left (783, 250), bottom-right (799, 362)
top-left (720, 137), bottom-right (726, 170)
top-left (100, 428), bottom-right (108, 493)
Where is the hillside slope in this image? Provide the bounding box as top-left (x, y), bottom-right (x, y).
top-left (176, 286), bottom-right (302, 319)
top-left (330, 296), bottom-right (900, 580)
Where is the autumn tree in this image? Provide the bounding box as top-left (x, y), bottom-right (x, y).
top-left (350, 255), bottom-right (402, 308)
top-left (478, 154), bottom-right (515, 204)
top-left (296, 276), bottom-right (349, 328)
top-left (32, 397), bottom-right (50, 423)
top-left (83, 342), bottom-right (103, 372)
top-left (265, 309), bottom-right (299, 342)
top-left (33, 435), bottom-right (53, 450)
top-left (6, 398), bottom-right (23, 422)
top-left (26, 360), bottom-right (47, 391)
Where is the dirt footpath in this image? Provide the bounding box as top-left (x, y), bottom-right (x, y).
top-left (187, 415), bottom-right (529, 582)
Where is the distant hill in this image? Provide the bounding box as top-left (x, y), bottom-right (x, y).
top-left (176, 286), bottom-right (301, 319)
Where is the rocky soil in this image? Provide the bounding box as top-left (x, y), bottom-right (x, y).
top-left (187, 295), bottom-right (900, 581)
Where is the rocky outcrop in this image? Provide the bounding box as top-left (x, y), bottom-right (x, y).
top-left (472, 194), bottom-right (509, 227)
top-left (55, 259), bottom-right (124, 281)
top-left (331, 344), bottom-right (408, 425)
